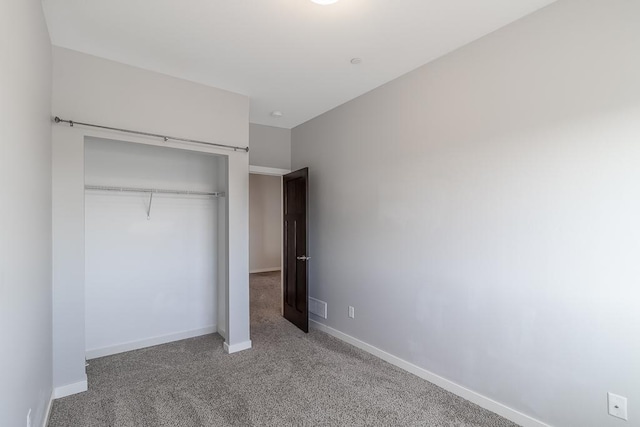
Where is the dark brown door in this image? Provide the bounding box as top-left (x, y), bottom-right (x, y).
top-left (283, 168), bottom-right (309, 332)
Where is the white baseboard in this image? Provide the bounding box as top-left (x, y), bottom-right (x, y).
top-left (309, 319), bottom-right (550, 427)
top-left (42, 389), bottom-right (54, 427)
top-left (223, 340), bottom-right (252, 354)
top-left (53, 377), bottom-right (88, 399)
top-left (86, 325), bottom-right (217, 360)
top-left (250, 267), bottom-right (281, 274)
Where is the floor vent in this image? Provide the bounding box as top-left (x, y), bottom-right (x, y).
top-left (309, 297), bottom-right (328, 319)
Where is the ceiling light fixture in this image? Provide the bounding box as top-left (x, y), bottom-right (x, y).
top-left (271, 111), bottom-right (283, 118)
top-left (311, 0), bottom-right (339, 5)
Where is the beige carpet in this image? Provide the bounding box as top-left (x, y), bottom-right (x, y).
top-left (48, 272), bottom-right (516, 426)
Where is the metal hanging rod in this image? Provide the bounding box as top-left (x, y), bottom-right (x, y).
top-left (54, 116), bottom-right (249, 153)
top-left (86, 185), bottom-right (224, 220)
top-left (85, 185), bottom-right (225, 197)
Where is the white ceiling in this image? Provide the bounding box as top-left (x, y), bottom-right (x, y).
top-left (43, 0), bottom-right (556, 129)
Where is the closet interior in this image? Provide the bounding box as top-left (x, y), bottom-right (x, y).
top-left (83, 137), bottom-right (227, 358)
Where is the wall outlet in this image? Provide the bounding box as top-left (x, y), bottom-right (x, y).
top-left (348, 306), bottom-right (355, 319)
top-left (26, 409), bottom-right (31, 427)
top-left (608, 392), bottom-right (628, 421)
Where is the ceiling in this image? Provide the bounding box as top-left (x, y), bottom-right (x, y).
top-left (43, 0), bottom-right (556, 129)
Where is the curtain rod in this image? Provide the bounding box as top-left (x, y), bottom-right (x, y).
top-left (53, 116), bottom-right (249, 153)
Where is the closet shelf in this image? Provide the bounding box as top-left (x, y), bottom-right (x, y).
top-left (85, 185), bottom-right (225, 197)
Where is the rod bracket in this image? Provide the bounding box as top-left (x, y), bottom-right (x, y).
top-left (146, 192), bottom-right (153, 220)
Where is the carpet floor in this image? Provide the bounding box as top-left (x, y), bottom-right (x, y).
top-left (48, 272), bottom-right (517, 427)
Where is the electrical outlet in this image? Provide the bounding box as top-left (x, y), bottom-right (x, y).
top-left (26, 409), bottom-right (31, 427)
top-left (348, 306), bottom-right (355, 319)
top-left (608, 392), bottom-right (628, 421)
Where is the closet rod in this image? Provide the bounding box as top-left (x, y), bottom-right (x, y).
top-left (54, 116), bottom-right (249, 153)
top-left (85, 185), bottom-right (225, 197)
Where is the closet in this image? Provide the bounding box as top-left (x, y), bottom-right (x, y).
top-left (83, 137), bottom-right (227, 358)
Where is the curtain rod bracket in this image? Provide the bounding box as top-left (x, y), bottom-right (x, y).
top-left (147, 193), bottom-right (153, 220)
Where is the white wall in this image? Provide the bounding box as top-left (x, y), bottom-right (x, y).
top-left (0, 1), bottom-right (52, 426)
top-left (249, 123), bottom-right (291, 169)
top-left (52, 47), bottom-right (251, 394)
top-left (291, 1), bottom-right (640, 426)
top-left (249, 174), bottom-right (282, 272)
top-left (84, 138), bottom-right (224, 356)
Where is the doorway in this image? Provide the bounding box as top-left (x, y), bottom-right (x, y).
top-left (249, 169), bottom-right (285, 320)
top-left (249, 173), bottom-right (282, 275)
top-left (248, 166), bottom-right (309, 334)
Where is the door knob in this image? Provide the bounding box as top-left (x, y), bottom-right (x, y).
top-left (296, 256), bottom-right (311, 261)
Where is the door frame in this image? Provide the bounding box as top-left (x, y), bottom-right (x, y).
top-left (248, 165), bottom-right (291, 315)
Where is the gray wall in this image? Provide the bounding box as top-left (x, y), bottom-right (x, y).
top-left (0, 1), bottom-right (53, 427)
top-left (291, 1), bottom-right (640, 426)
top-left (249, 123), bottom-right (291, 169)
top-left (249, 174), bottom-right (282, 272)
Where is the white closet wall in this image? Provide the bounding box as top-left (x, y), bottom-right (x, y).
top-left (84, 137), bottom-right (224, 357)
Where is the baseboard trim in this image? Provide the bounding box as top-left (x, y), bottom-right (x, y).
top-left (250, 267), bottom-right (281, 274)
top-left (53, 378), bottom-right (88, 399)
top-left (42, 389), bottom-right (54, 427)
top-left (309, 319), bottom-right (550, 427)
top-left (223, 340), bottom-right (252, 354)
top-left (86, 325), bottom-right (217, 360)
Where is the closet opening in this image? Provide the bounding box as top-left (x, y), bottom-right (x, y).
top-left (83, 137), bottom-right (228, 359)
